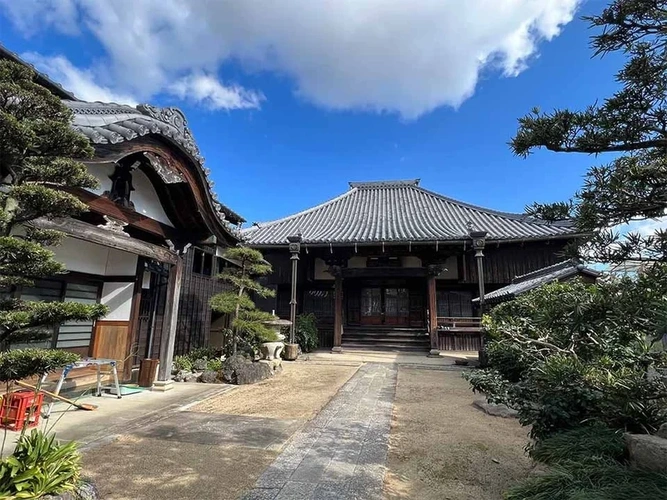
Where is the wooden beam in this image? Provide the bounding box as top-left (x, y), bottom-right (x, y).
top-left (428, 275), bottom-right (439, 355)
top-left (64, 187), bottom-right (178, 240)
top-left (156, 257), bottom-right (184, 387)
top-left (332, 272), bottom-right (343, 353)
top-left (32, 217), bottom-right (179, 265)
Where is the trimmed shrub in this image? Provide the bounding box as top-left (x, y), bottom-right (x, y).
top-left (295, 314), bottom-right (319, 353)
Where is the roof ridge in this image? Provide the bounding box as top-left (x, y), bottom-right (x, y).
top-left (412, 185), bottom-right (574, 228)
top-left (243, 188), bottom-right (359, 233)
top-left (513, 259), bottom-right (579, 283)
top-left (349, 179), bottom-right (420, 189)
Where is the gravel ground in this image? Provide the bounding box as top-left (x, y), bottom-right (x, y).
top-left (384, 368), bottom-right (532, 500)
top-left (189, 362), bottom-right (360, 419)
top-left (83, 435), bottom-right (277, 500)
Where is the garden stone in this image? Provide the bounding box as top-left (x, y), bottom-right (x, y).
top-left (42, 480), bottom-right (100, 499)
top-left (193, 358), bottom-right (208, 371)
top-left (473, 398), bottom-right (518, 418)
top-left (236, 362), bottom-right (273, 385)
top-left (183, 372), bottom-right (200, 383)
top-left (656, 423), bottom-right (667, 439)
top-left (199, 370), bottom-right (220, 384)
top-left (625, 433), bottom-right (667, 473)
top-left (173, 370), bottom-right (191, 382)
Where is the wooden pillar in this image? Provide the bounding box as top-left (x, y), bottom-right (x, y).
top-left (427, 272), bottom-right (439, 356)
top-left (154, 256), bottom-right (184, 390)
top-left (332, 269), bottom-right (343, 353)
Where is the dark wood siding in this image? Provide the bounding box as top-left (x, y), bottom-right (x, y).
top-left (174, 247), bottom-right (231, 355)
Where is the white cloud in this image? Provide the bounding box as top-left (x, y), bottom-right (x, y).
top-left (1, 0), bottom-right (581, 118)
top-left (619, 217), bottom-right (667, 237)
top-left (169, 74), bottom-right (263, 110)
top-left (22, 52), bottom-right (137, 105)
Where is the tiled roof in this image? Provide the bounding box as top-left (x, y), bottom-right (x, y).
top-left (243, 179), bottom-right (578, 246)
top-left (475, 260), bottom-right (600, 304)
top-left (63, 101), bottom-right (245, 226)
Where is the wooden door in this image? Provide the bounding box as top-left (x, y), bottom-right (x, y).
top-left (384, 288), bottom-right (410, 326)
top-left (360, 288), bottom-right (383, 325)
top-left (134, 263), bottom-right (169, 367)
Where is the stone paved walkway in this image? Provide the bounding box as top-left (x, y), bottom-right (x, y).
top-left (242, 363), bottom-right (397, 500)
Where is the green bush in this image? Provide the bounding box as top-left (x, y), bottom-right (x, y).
top-left (206, 358), bottom-right (223, 372)
top-left (466, 272), bottom-right (667, 440)
top-left (0, 430), bottom-right (82, 498)
top-left (186, 347), bottom-right (219, 362)
top-left (173, 355), bottom-right (193, 372)
top-left (295, 314), bottom-right (319, 353)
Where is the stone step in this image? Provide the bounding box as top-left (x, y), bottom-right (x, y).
top-left (341, 342), bottom-right (429, 352)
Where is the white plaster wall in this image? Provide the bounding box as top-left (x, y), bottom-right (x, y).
top-left (437, 255), bottom-right (459, 280)
top-left (348, 256), bottom-right (367, 268)
top-left (131, 168), bottom-right (174, 227)
top-left (85, 163), bottom-right (175, 227)
top-left (53, 237), bottom-right (138, 277)
top-left (54, 238), bottom-right (109, 275)
top-left (105, 249), bottom-right (138, 275)
top-left (401, 256), bottom-right (422, 268)
top-left (101, 282), bottom-right (134, 321)
top-left (85, 163), bottom-right (112, 197)
top-left (314, 258), bottom-right (333, 280)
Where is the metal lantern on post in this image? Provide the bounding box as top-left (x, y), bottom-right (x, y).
top-left (469, 229), bottom-right (488, 366)
top-left (469, 230), bottom-right (487, 314)
top-left (287, 234), bottom-right (302, 345)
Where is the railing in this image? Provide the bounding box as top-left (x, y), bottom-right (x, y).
top-left (436, 316), bottom-right (482, 331)
top-left (434, 317), bottom-right (482, 351)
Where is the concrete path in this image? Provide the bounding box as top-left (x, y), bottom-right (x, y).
top-left (243, 363), bottom-right (397, 500)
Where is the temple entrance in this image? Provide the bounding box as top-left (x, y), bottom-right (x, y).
top-left (348, 281), bottom-right (425, 328)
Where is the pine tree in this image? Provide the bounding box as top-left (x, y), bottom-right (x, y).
top-left (0, 59), bottom-right (107, 382)
top-left (210, 247), bottom-right (276, 355)
top-left (511, 0), bottom-right (667, 264)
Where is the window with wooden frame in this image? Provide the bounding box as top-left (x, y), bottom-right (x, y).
top-left (15, 278), bottom-right (102, 350)
top-left (366, 256), bottom-right (401, 268)
top-left (191, 248), bottom-right (214, 277)
top-left (436, 290), bottom-right (473, 318)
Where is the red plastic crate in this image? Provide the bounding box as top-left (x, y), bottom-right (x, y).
top-left (0, 390), bottom-right (44, 431)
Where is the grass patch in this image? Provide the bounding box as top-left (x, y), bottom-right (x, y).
top-left (505, 460), bottom-right (667, 500)
top-left (530, 424), bottom-right (626, 464)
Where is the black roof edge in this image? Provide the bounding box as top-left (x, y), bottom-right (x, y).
top-left (0, 44), bottom-right (78, 101)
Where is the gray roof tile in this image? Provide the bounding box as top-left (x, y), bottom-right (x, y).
top-left (243, 180), bottom-right (578, 245)
top-left (475, 260), bottom-right (600, 304)
top-left (63, 101), bottom-right (245, 225)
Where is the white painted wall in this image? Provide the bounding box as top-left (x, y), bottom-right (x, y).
top-left (101, 282), bottom-right (134, 321)
top-left (436, 256), bottom-right (459, 280)
top-left (314, 258), bottom-right (333, 280)
top-left (348, 256), bottom-right (366, 268)
top-left (53, 237), bottom-right (138, 277)
top-left (401, 256), bottom-right (422, 268)
top-left (85, 163), bottom-right (175, 227)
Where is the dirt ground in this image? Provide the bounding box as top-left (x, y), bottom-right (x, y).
top-left (83, 435), bottom-right (277, 500)
top-left (384, 368), bottom-right (532, 500)
top-left (189, 362), bottom-right (360, 419)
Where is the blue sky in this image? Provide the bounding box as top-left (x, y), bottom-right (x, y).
top-left (0, 0), bottom-right (621, 225)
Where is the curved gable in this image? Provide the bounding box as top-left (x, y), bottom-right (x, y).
top-left (65, 101), bottom-right (243, 244)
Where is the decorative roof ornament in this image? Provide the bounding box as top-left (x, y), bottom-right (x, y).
top-left (97, 215), bottom-right (129, 236)
top-left (136, 104), bottom-right (205, 166)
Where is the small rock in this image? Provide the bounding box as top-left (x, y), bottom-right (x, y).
top-left (183, 372), bottom-right (199, 383)
top-left (657, 423), bottom-right (667, 440)
top-left (192, 358), bottom-right (208, 372)
top-left (473, 399), bottom-right (519, 418)
top-left (491, 458), bottom-right (500, 464)
top-left (625, 433), bottom-right (667, 473)
top-left (173, 370), bottom-right (190, 382)
top-left (199, 370), bottom-right (220, 384)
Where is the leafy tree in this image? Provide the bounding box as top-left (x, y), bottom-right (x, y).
top-left (210, 247), bottom-right (276, 354)
top-left (0, 59), bottom-right (107, 382)
top-left (466, 272), bottom-right (667, 440)
top-left (511, 0), bottom-right (667, 264)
